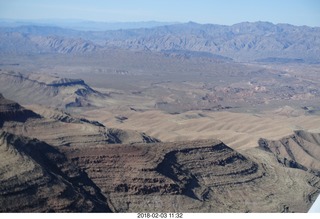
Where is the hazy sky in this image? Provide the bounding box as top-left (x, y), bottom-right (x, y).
top-left (0, 0), bottom-right (319, 26)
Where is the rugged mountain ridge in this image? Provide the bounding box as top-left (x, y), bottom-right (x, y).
top-left (0, 21), bottom-right (319, 62)
top-left (102, 21), bottom-right (320, 63)
top-left (0, 30), bottom-right (98, 54)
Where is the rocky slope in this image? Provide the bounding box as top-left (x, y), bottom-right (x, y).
top-left (0, 94), bottom-right (158, 147)
top-left (30, 35), bottom-right (99, 53)
top-left (65, 140), bottom-right (320, 212)
top-left (0, 131), bottom-right (111, 212)
top-left (0, 31), bottom-right (98, 54)
top-left (0, 70), bottom-right (105, 108)
top-left (259, 130), bottom-right (320, 176)
top-left (0, 93), bottom-right (41, 126)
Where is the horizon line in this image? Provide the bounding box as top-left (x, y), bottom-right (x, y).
top-left (0, 18), bottom-right (318, 28)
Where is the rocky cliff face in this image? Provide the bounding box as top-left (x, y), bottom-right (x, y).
top-left (0, 93), bottom-right (41, 126)
top-left (0, 131), bottom-right (111, 212)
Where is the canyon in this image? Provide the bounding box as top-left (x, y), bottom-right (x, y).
top-left (0, 21), bottom-right (320, 212)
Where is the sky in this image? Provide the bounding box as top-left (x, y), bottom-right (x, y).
top-left (0, 0), bottom-right (319, 26)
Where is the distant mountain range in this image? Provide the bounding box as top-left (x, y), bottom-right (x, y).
top-left (0, 21), bottom-right (319, 63)
top-left (0, 19), bottom-right (177, 31)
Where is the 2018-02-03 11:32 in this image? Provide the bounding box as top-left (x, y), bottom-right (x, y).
top-left (137, 213), bottom-right (183, 218)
